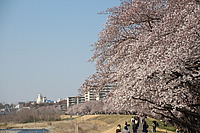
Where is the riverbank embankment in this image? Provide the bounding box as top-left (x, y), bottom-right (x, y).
top-left (0, 115), bottom-right (176, 133)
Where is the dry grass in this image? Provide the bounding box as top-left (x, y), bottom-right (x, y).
top-left (1, 115), bottom-right (175, 133)
top-left (60, 115), bottom-right (79, 120)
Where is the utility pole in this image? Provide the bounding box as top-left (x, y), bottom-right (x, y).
top-left (75, 121), bottom-right (78, 133)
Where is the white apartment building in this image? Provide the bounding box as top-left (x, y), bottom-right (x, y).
top-left (85, 85), bottom-right (114, 101)
top-left (66, 85), bottom-right (114, 107)
top-left (66, 96), bottom-right (85, 107)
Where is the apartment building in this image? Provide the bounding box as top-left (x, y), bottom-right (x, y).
top-left (85, 87), bottom-right (97, 102)
top-left (85, 85), bottom-right (114, 101)
top-left (66, 85), bottom-right (115, 107)
top-left (76, 96), bottom-right (85, 104)
top-left (67, 96), bottom-right (85, 107)
top-left (96, 85), bottom-right (113, 101)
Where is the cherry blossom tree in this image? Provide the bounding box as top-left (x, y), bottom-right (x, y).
top-left (66, 101), bottom-right (104, 114)
top-left (80, 0), bottom-right (200, 132)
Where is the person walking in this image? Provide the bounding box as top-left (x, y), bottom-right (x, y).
top-left (122, 121), bottom-right (130, 133)
top-left (141, 115), bottom-right (146, 123)
top-left (142, 121), bottom-right (149, 133)
top-left (135, 117), bottom-right (140, 130)
top-left (116, 124), bottom-right (121, 133)
top-left (132, 116), bottom-right (140, 133)
top-left (131, 117), bottom-right (137, 133)
top-left (131, 116), bottom-right (134, 123)
top-left (152, 122), bottom-right (156, 132)
top-left (152, 121), bottom-right (158, 132)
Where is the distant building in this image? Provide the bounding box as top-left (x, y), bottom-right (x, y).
top-left (85, 88), bottom-right (97, 102)
top-left (58, 100), bottom-right (67, 111)
top-left (67, 97), bottom-right (76, 107)
top-left (77, 96), bottom-right (85, 104)
top-left (36, 93), bottom-right (43, 104)
top-left (42, 97), bottom-right (47, 103)
top-left (45, 100), bottom-right (52, 103)
top-left (28, 101), bottom-right (36, 105)
top-left (96, 85), bottom-right (113, 101)
top-left (66, 85), bottom-right (114, 108)
top-left (66, 96), bottom-right (85, 107)
top-left (36, 93), bottom-right (50, 104)
top-left (15, 102), bottom-right (26, 108)
top-left (57, 98), bottom-right (62, 103)
top-left (85, 85), bottom-right (114, 101)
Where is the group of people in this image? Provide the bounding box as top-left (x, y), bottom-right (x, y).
top-left (116, 115), bottom-right (159, 133)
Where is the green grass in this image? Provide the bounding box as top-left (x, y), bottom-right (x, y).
top-left (87, 115), bottom-right (176, 133)
top-left (146, 117), bottom-right (176, 132)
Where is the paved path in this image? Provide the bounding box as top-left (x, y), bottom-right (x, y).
top-left (129, 123), bottom-right (143, 133)
top-left (137, 123), bottom-right (143, 133)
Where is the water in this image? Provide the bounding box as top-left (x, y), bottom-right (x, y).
top-left (0, 129), bottom-right (49, 133)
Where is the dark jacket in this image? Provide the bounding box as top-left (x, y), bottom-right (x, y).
top-left (142, 123), bottom-right (149, 133)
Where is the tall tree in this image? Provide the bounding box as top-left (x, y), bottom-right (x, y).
top-left (81, 0), bottom-right (200, 132)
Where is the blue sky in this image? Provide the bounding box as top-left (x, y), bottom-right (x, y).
top-left (0, 0), bottom-right (120, 104)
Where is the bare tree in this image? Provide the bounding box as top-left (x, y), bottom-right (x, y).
top-left (80, 0), bottom-right (200, 132)
top-left (0, 106), bottom-right (62, 123)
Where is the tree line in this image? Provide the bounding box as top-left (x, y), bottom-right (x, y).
top-left (0, 105), bottom-right (62, 123)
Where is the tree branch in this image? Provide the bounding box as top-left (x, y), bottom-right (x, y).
top-left (176, 107), bottom-right (200, 118)
top-left (131, 96), bottom-right (156, 105)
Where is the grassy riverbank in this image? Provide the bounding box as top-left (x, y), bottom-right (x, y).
top-left (0, 115), bottom-right (176, 133)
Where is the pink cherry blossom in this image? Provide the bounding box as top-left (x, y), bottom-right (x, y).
top-left (80, 0), bottom-right (200, 132)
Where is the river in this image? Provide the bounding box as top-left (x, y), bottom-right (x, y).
top-left (0, 129), bottom-right (49, 133)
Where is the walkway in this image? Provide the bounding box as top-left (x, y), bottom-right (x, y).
top-left (137, 123), bottom-right (143, 133)
top-left (129, 122), bottom-right (143, 133)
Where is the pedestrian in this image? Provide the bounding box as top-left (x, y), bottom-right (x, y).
top-left (131, 116), bottom-right (134, 123)
top-left (152, 121), bottom-right (158, 132)
top-left (142, 116), bottom-right (146, 123)
top-left (122, 121), bottom-right (130, 133)
top-left (135, 117), bottom-right (140, 130)
top-left (131, 116), bottom-right (140, 133)
top-left (131, 117), bottom-right (135, 132)
top-left (152, 122), bottom-right (156, 132)
top-left (142, 121), bottom-right (149, 133)
top-left (140, 114), bottom-right (144, 124)
top-left (116, 124), bottom-right (121, 133)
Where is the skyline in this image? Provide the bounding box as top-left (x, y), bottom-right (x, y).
top-left (0, 0), bottom-right (121, 103)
